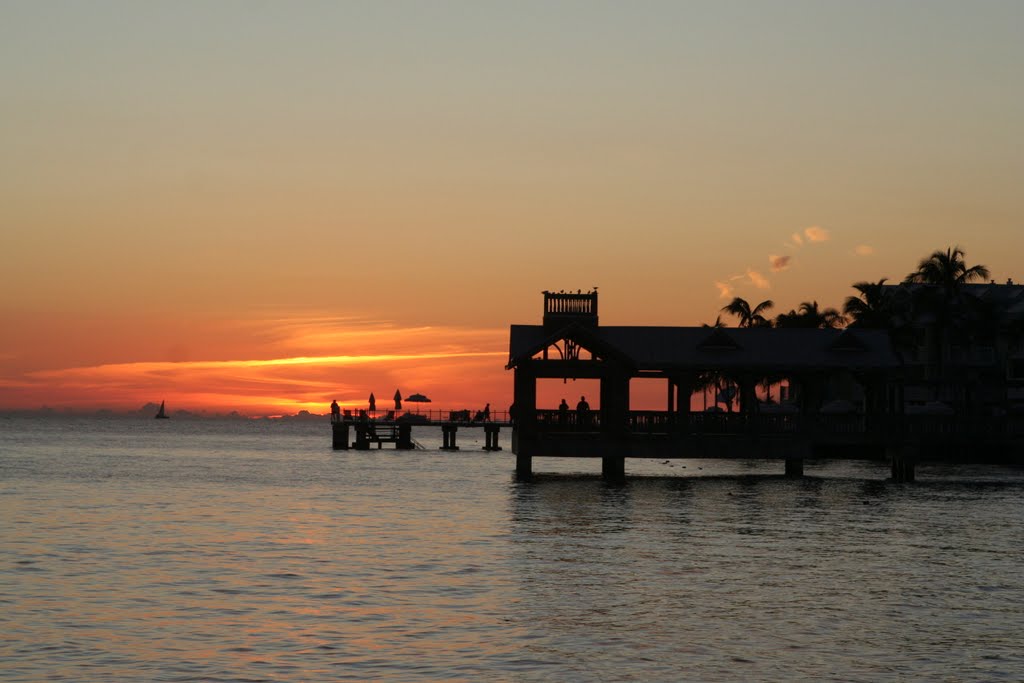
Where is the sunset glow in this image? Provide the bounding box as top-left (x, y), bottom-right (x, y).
top-left (2, 2), bottom-right (1022, 416)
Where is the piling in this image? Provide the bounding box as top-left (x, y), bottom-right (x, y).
top-left (397, 423), bottom-right (414, 450)
top-left (441, 425), bottom-right (459, 451)
top-left (483, 424), bottom-right (502, 451)
top-left (602, 456), bottom-right (626, 482)
top-left (332, 422), bottom-right (350, 450)
top-left (515, 453), bottom-right (532, 480)
top-left (888, 444), bottom-right (917, 482)
top-left (784, 458), bottom-right (804, 478)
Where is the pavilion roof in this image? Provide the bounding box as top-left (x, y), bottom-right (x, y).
top-left (508, 324), bottom-right (900, 371)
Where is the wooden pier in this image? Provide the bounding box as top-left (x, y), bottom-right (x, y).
top-left (330, 290), bottom-right (1024, 481)
top-left (331, 411), bottom-right (510, 451)
top-left (504, 290), bottom-right (1024, 482)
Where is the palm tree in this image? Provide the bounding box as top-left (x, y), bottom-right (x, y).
top-left (774, 301), bottom-right (846, 329)
top-left (904, 246), bottom-right (989, 294)
top-left (903, 246), bottom-right (990, 386)
top-left (702, 315), bottom-right (727, 328)
top-left (720, 297), bottom-right (774, 328)
top-left (844, 278), bottom-right (892, 328)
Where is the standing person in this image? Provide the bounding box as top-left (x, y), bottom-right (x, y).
top-left (483, 403), bottom-right (490, 421)
top-left (576, 395), bottom-right (590, 427)
top-left (559, 398), bottom-right (569, 425)
top-left (330, 399), bottom-right (340, 423)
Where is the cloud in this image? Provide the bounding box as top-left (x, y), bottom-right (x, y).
top-left (715, 281), bottom-right (734, 299)
top-left (746, 268), bottom-right (770, 289)
top-left (855, 244), bottom-right (875, 256)
top-left (791, 232), bottom-right (804, 246)
top-left (1, 320), bottom-right (513, 415)
top-left (804, 225), bottom-right (829, 242)
top-left (769, 254), bottom-right (792, 272)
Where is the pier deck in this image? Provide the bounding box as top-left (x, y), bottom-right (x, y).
top-left (331, 410), bottom-right (509, 451)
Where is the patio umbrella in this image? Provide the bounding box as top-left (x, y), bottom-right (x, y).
top-left (368, 393), bottom-right (376, 412)
top-left (394, 390), bottom-right (402, 410)
top-left (405, 393), bottom-right (431, 403)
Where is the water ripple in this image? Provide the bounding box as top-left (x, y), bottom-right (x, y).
top-left (2, 418), bottom-right (1024, 680)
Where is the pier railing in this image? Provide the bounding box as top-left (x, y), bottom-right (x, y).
top-left (527, 409), bottom-right (1024, 439)
top-left (336, 408), bottom-right (512, 425)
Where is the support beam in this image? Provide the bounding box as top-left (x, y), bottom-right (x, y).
top-left (602, 456), bottom-right (626, 482)
top-left (332, 422), bottom-right (350, 450)
top-left (441, 424), bottom-right (459, 451)
top-left (784, 458), bottom-right (804, 478)
top-left (483, 424), bottom-right (502, 451)
top-left (516, 453), bottom-right (532, 480)
top-left (888, 444), bottom-right (917, 482)
top-left (396, 423), bottom-right (414, 449)
top-left (891, 456), bottom-right (915, 482)
top-left (354, 424), bottom-right (371, 450)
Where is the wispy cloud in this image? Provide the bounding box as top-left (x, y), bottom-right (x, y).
top-left (29, 351), bottom-right (508, 380)
top-left (746, 268), bottom-right (770, 289)
top-left (804, 225), bottom-right (829, 242)
top-left (769, 254), bottom-right (792, 272)
top-left (1, 318), bottom-right (512, 415)
top-left (790, 232), bottom-right (804, 247)
top-left (715, 281), bottom-right (734, 299)
top-left (855, 244), bottom-right (875, 256)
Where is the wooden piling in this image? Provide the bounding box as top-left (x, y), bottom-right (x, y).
top-left (602, 456), bottom-right (625, 482)
top-left (397, 423), bottom-right (414, 450)
top-left (441, 424), bottom-right (459, 451)
top-left (784, 458), bottom-right (804, 478)
top-left (888, 444), bottom-right (917, 483)
top-left (516, 453), bottom-right (532, 480)
top-left (332, 422), bottom-right (350, 450)
top-left (483, 424), bottom-right (502, 451)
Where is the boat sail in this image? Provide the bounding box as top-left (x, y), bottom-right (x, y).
top-left (154, 400), bottom-right (169, 419)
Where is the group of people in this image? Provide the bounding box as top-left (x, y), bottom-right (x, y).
top-left (558, 396), bottom-right (591, 425)
top-left (330, 398), bottom-right (493, 423)
top-left (331, 397), bottom-right (592, 425)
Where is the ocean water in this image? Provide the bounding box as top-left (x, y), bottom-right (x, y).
top-left (2, 416), bottom-right (1024, 682)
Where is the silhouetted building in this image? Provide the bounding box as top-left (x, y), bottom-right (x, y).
top-left (882, 281), bottom-right (1024, 415)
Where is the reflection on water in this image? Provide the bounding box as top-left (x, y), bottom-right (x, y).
top-left (2, 417), bottom-right (1024, 681)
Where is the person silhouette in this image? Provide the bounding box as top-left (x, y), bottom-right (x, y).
top-left (576, 396), bottom-right (590, 427)
top-left (559, 398), bottom-right (569, 425)
top-left (330, 400), bottom-right (340, 423)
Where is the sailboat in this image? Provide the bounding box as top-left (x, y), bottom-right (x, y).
top-left (154, 400), bottom-right (169, 419)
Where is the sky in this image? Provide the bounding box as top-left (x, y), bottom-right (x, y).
top-left (2, 1), bottom-right (1022, 415)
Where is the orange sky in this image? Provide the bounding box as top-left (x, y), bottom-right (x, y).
top-left (2, 3), bottom-right (1022, 415)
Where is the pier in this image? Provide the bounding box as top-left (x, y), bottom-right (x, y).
top-left (331, 410), bottom-right (510, 451)
top-left (330, 289), bottom-right (1024, 481)
top-left (505, 290), bottom-right (1024, 482)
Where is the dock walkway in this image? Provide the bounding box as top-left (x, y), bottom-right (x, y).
top-left (331, 410), bottom-right (509, 451)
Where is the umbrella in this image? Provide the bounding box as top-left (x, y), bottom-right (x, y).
top-left (368, 393), bottom-right (376, 412)
top-left (405, 393), bottom-right (431, 403)
top-left (394, 389), bottom-right (402, 410)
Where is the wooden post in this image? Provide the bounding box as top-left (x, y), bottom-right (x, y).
top-left (674, 372), bottom-right (696, 432)
top-left (441, 425), bottom-right (459, 451)
top-left (332, 422), bottom-right (350, 450)
top-left (396, 423), bottom-right (414, 449)
top-left (888, 444), bottom-right (916, 482)
top-left (354, 424), bottom-right (370, 450)
top-left (516, 453), bottom-right (532, 480)
top-left (483, 424), bottom-right (502, 451)
top-left (784, 458), bottom-right (804, 477)
top-left (602, 456), bottom-right (626, 482)
top-left (600, 371), bottom-right (630, 437)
